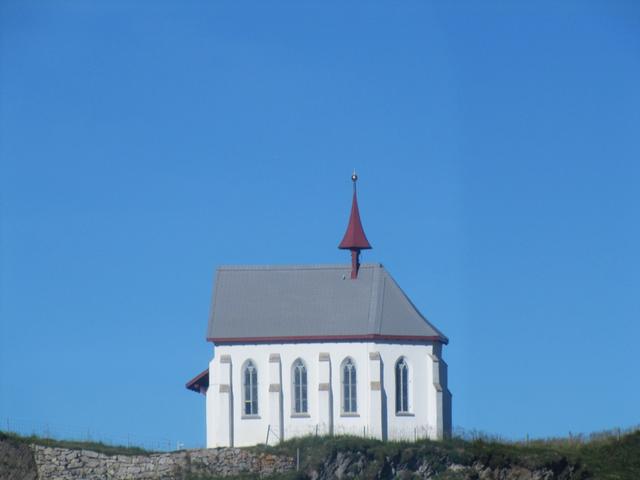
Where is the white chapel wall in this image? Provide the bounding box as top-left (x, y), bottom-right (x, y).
top-left (206, 341), bottom-right (450, 447)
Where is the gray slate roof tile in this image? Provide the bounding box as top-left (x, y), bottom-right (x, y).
top-left (206, 263), bottom-right (447, 344)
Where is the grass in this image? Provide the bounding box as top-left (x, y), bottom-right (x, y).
top-left (0, 430), bottom-right (152, 456)
top-left (249, 428), bottom-right (640, 479)
top-left (251, 434), bottom-right (581, 478)
top-left (182, 434), bottom-right (581, 479)
top-left (3, 427), bottom-right (639, 478)
top-left (536, 429), bottom-right (640, 480)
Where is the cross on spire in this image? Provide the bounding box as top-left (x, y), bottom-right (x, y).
top-left (338, 170), bottom-right (372, 279)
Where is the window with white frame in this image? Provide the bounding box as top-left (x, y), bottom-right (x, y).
top-left (341, 357), bottom-right (357, 414)
top-left (395, 357), bottom-right (410, 413)
top-left (243, 360), bottom-right (258, 416)
top-left (292, 359), bottom-right (308, 414)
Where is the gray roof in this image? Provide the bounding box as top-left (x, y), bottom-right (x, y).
top-left (207, 263), bottom-right (447, 344)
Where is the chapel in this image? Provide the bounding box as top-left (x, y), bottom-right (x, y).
top-left (186, 174), bottom-right (452, 447)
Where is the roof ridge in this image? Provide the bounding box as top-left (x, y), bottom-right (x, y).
top-left (368, 265), bottom-right (385, 335)
top-left (217, 263), bottom-right (383, 271)
top-left (380, 269), bottom-right (449, 344)
top-left (207, 268), bottom-right (223, 339)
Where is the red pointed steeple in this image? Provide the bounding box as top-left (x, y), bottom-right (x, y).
top-left (339, 171), bottom-right (371, 279)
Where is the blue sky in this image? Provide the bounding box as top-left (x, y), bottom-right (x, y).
top-left (1, 1), bottom-right (639, 448)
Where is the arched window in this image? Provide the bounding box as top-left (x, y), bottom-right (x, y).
top-left (243, 360), bottom-right (258, 416)
top-left (395, 357), bottom-right (409, 413)
top-left (342, 357), bottom-right (357, 414)
top-left (292, 359), bottom-right (308, 414)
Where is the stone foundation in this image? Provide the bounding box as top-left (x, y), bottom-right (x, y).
top-left (32, 444), bottom-right (294, 479)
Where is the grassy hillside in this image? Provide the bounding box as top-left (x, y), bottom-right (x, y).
top-left (2, 428), bottom-right (639, 479)
top-left (254, 429), bottom-right (640, 479)
top-left (0, 431), bottom-right (150, 456)
top-left (544, 430), bottom-right (640, 480)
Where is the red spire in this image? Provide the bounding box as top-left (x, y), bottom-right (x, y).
top-left (339, 171), bottom-right (371, 279)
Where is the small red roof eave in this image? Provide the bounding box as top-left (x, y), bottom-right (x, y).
top-left (185, 368), bottom-right (209, 394)
top-left (207, 334), bottom-right (448, 345)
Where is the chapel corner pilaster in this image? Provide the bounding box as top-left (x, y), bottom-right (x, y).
top-left (368, 351), bottom-right (384, 440)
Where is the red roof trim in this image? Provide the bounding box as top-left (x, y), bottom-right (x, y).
top-left (208, 334), bottom-right (447, 345)
top-left (185, 368), bottom-right (209, 394)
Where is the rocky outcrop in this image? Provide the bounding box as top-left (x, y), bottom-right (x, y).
top-left (0, 434), bottom-right (38, 480)
top-left (30, 444), bottom-right (294, 479)
top-left (0, 435), bottom-right (589, 479)
top-left (305, 447), bottom-right (585, 480)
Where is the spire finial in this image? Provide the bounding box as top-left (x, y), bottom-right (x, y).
top-left (339, 171), bottom-right (372, 279)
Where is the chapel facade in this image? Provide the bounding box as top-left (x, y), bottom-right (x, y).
top-left (186, 174), bottom-right (452, 447)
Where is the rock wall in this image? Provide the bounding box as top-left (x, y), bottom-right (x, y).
top-left (32, 444), bottom-right (294, 479)
top-left (0, 435), bottom-right (586, 480)
top-left (0, 435), bottom-right (37, 480)
top-left (305, 449), bottom-right (581, 480)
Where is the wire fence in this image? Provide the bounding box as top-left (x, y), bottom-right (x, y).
top-left (2, 417), bottom-right (636, 451)
top-left (0, 417), bottom-right (204, 452)
top-left (451, 425), bottom-right (640, 446)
